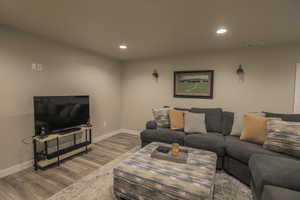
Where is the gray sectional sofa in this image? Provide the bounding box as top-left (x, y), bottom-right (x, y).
top-left (140, 108), bottom-right (300, 200)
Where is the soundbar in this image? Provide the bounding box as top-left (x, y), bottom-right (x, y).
top-left (57, 127), bottom-right (82, 135)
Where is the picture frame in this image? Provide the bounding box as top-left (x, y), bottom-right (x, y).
top-left (173, 70), bottom-right (214, 99)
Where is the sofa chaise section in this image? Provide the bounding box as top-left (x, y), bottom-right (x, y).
top-left (249, 154), bottom-right (300, 200)
top-left (261, 185), bottom-right (300, 200)
top-left (223, 135), bottom-right (286, 185)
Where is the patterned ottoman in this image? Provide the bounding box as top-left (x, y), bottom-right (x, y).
top-left (113, 142), bottom-right (217, 200)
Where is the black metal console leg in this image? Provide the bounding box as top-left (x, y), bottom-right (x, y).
top-left (85, 129), bottom-right (88, 153)
top-left (45, 141), bottom-right (48, 156)
top-left (89, 129), bottom-right (92, 144)
top-left (57, 137), bottom-right (60, 166)
top-left (33, 139), bottom-right (38, 171)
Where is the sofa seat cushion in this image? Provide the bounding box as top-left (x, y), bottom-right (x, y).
top-left (184, 133), bottom-right (225, 156)
top-left (261, 185), bottom-right (300, 200)
top-left (225, 136), bottom-right (282, 164)
top-left (249, 154), bottom-right (300, 199)
top-left (140, 129), bottom-right (185, 145)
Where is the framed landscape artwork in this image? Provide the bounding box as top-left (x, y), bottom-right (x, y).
top-left (174, 70), bottom-right (214, 99)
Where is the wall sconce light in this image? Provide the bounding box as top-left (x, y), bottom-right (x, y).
top-left (236, 64), bottom-right (245, 82)
top-left (152, 69), bottom-right (159, 79)
top-left (236, 64), bottom-right (244, 75)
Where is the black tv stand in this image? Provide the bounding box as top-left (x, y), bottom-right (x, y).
top-left (33, 126), bottom-right (93, 170)
top-left (58, 127), bottom-right (82, 135)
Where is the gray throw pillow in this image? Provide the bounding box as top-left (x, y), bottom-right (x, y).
top-left (264, 120), bottom-right (300, 158)
top-left (230, 112), bottom-right (245, 136)
top-left (184, 112), bottom-right (207, 134)
top-left (230, 112), bottom-right (265, 136)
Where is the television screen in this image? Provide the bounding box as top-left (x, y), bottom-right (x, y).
top-left (34, 96), bottom-right (90, 135)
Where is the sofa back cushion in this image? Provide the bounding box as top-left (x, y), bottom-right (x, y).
top-left (264, 112), bottom-right (300, 122)
top-left (264, 120), bottom-right (300, 159)
top-left (174, 107), bottom-right (191, 112)
top-left (191, 108), bottom-right (223, 133)
top-left (162, 106), bottom-right (191, 112)
top-left (222, 111), bottom-right (234, 135)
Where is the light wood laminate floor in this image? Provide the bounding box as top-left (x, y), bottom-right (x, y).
top-left (0, 133), bottom-right (139, 200)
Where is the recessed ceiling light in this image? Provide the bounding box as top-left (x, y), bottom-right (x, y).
top-left (216, 28), bottom-right (227, 35)
top-left (119, 45), bottom-right (127, 49)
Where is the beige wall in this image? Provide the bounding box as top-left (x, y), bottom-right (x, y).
top-left (0, 26), bottom-right (122, 170)
top-left (1, 25), bottom-right (300, 171)
top-left (121, 46), bottom-right (300, 130)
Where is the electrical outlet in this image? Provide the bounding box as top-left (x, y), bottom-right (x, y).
top-left (103, 121), bottom-right (107, 127)
top-left (32, 63), bottom-right (37, 71)
top-left (32, 63), bottom-right (44, 72)
top-left (37, 64), bottom-right (43, 72)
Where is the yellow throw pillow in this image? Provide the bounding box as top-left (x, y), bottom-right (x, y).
top-left (240, 114), bottom-right (280, 144)
top-left (169, 109), bottom-right (184, 130)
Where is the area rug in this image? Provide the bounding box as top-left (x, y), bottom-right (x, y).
top-left (47, 147), bottom-right (252, 200)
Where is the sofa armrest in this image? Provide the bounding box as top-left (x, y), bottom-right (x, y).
top-left (146, 120), bottom-right (157, 129)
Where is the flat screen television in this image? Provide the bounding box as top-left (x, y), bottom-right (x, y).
top-left (34, 96), bottom-right (90, 135)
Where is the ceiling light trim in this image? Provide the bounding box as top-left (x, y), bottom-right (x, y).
top-left (216, 28), bottom-right (227, 35)
top-left (119, 44), bottom-right (128, 49)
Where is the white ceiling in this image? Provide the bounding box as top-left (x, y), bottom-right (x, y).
top-left (0, 0), bottom-right (299, 61)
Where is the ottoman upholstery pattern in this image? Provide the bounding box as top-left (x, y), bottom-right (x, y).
top-left (113, 142), bottom-right (217, 200)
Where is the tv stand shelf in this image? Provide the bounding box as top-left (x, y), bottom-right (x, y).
top-left (34, 129), bottom-right (85, 143)
top-left (33, 126), bottom-right (93, 170)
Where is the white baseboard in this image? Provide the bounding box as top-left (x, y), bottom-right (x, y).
top-left (92, 129), bottom-right (123, 143)
top-left (0, 128), bottom-right (139, 179)
top-left (93, 129), bottom-right (140, 143)
top-left (0, 160), bottom-right (33, 178)
top-left (119, 129), bottom-right (140, 135)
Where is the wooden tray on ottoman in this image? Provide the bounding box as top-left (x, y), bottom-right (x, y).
top-left (113, 142), bottom-right (217, 200)
top-left (151, 146), bottom-right (188, 163)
